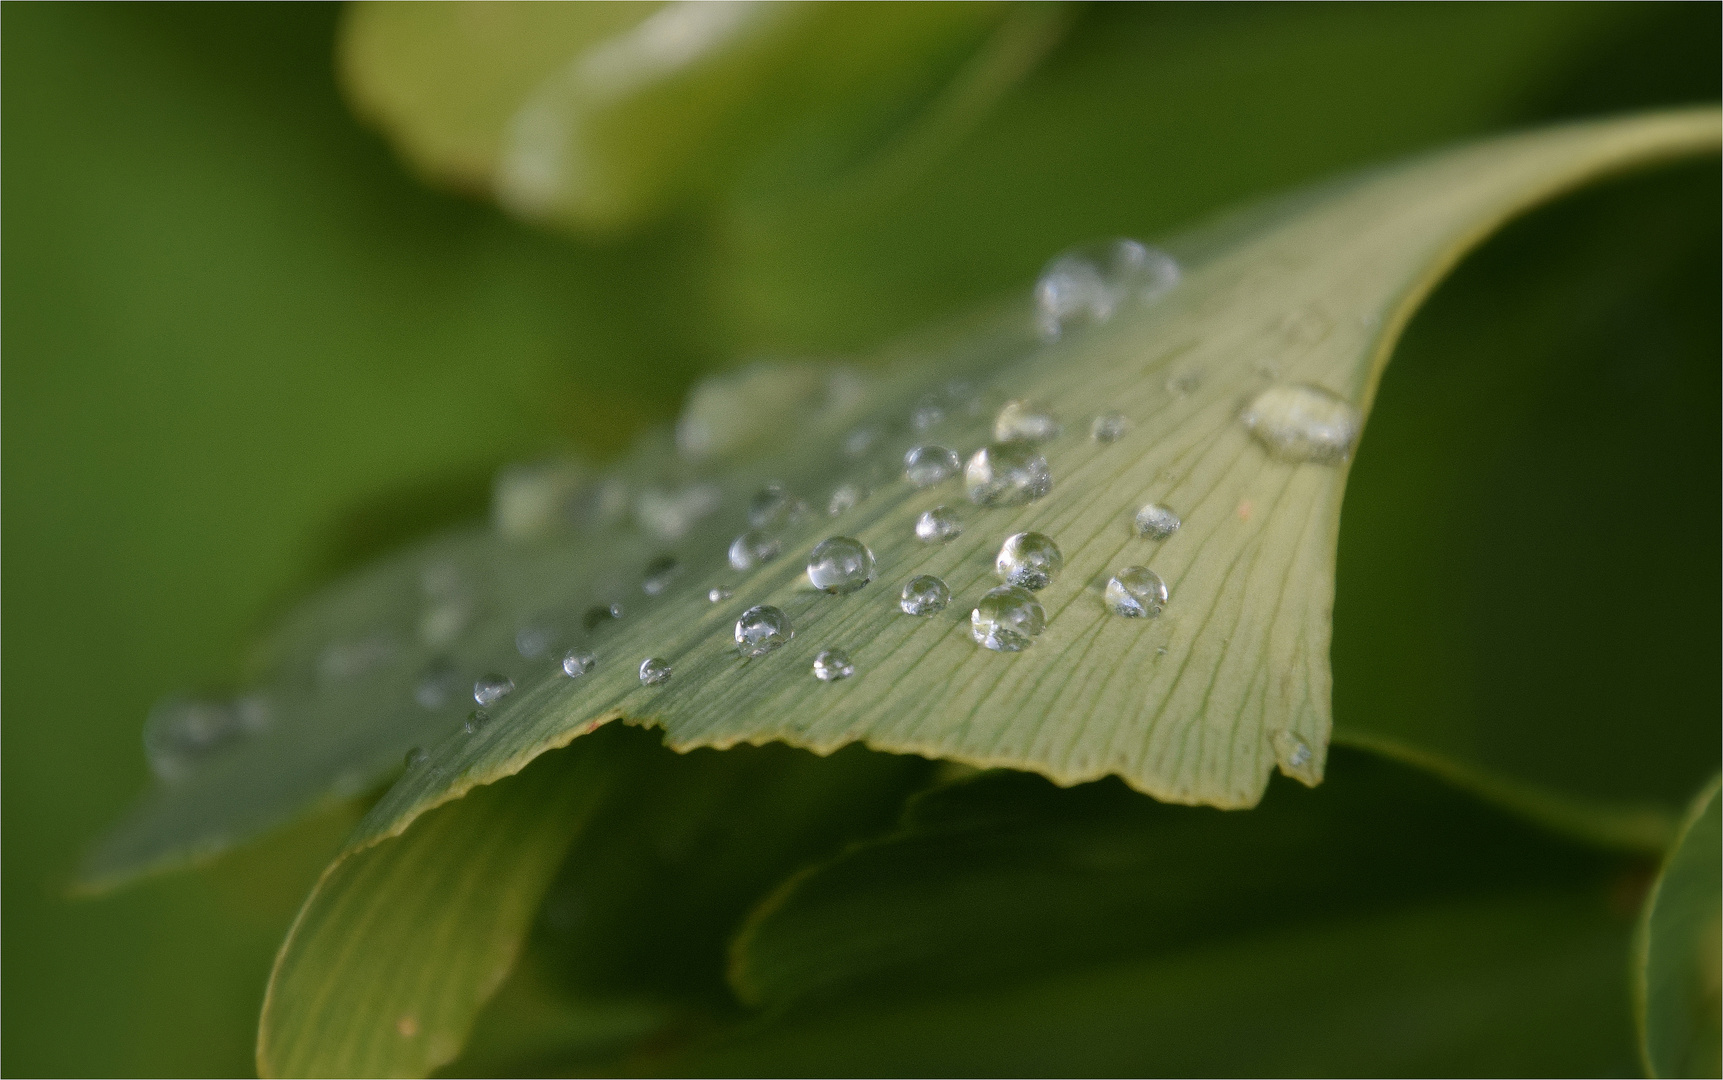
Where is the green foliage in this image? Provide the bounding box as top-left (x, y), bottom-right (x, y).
top-left (1637, 778), bottom-right (1723, 1078)
top-left (6, 4), bottom-right (1719, 1077)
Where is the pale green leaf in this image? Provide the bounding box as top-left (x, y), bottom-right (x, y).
top-left (85, 111), bottom-right (1720, 888)
top-left (339, 0), bottom-right (1060, 232)
top-left (1636, 776), bottom-right (1723, 1079)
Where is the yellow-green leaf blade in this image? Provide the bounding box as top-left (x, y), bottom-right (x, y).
top-left (1636, 776), bottom-right (1723, 1079)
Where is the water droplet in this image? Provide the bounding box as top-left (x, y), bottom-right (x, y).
top-left (807, 536), bottom-right (876, 594)
top-left (965, 442), bottom-right (1052, 507)
top-left (911, 401), bottom-right (945, 431)
top-left (515, 623), bottom-right (553, 659)
top-left (561, 650), bottom-right (595, 678)
top-left (1166, 369), bottom-right (1202, 397)
top-left (812, 649), bottom-right (855, 682)
top-left (1090, 413), bottom-right (1130, 443)
top-left (583, 602), bottom-right (624, 630)
top-left (1271, 729), bottom-right (1319, 784)
top-left (642, 554), bottom-right (680, 596)
top-left (995, 532), bottom-right (1063, 591)
top-left (1155, 645), bottom-right (1169, 657)
top-left (1035, 238), bottom-right (1180, 339)
top-left (474, 673), bottom-right (515, 707)
top-left (900, 575), bottom-right (950, 616)
top-left (1104, 566), bottom-right (1169, 618)
top-left (414, 659), bottom-right (461, 710)
top-left (904, 445), bottom-right (960, 487)
top-left (462, 710), bottom-right (490, 735)
top-left (970, 585), bottom-right (1047, 652)
top-left (1240, 384), bottom-right (1361, 465)
top-left (1134, 503), bottom-right (1181, 540)
top-left (993, 400), bottom-right (1061, 442)
top-left (915, 505), bottom-right (963, 543)
top-left (404, 746), bottom-right (429, 769)
top-left (708, 586), bottom-right (734, 603)
top-left (674, 361), bottom-right (831, 461)
top-left (728, 530), bottom-right (782, 571)
top-left (143, 695), bottom-right (271, 782)
top-left (844, 426), bottom-right (878, 458)
top-left (735, 605), bottom-right (792, 657)
top-left (635, 483), bottom-right (722, 541)
top-left (748, 484), bottom-right (806, 530)
top-left (639, 657), bottom-right (672, 685)
top-left (827, 483), bottom-right (865, 516)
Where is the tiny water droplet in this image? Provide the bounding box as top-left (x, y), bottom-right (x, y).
top-left (462, 710), bottom-right (490, 735)
top-left (807, 537), bottom-right (876, 594)
top-left (1090, 413), bottom-right (1130, 443)
top-left (844, 426), bottom-right (878, 458)
top-left (1035, 239), bottom-right (1180, 339)
top-left (812, 649), bottom-right (855, 682)
top-left (914, 505), bottom-right (963, 544)
top-left (900, 575), bottom-right (950, 616)
top-left (639, 657), bottom-right (672, 685)
top-left (748, 484), bottom-right (806, 530)
top-left (1166, 369), bottom-right (1202, 398)
top-left (515, 623), bottom-right (553, 659)
top-left (414, 659), bottom-right (461, 710)
top-left (642, 554), bottom-right (680, 596)
top-left (728, 529), bottom-right (782, 571)
top-left (903, 445), bottom-right (961, 487)
top-left (827, 483), bottom-right (864, 516)
top-left (584, 602), bottom-right (624, 630)
top-left (708, 585), bottom-right (734, 603)
top-left (735, 605), bottom-right (792, 657)
top-left (404, 746), bottom-right (429, 769)
top-left (971, 585), bottom-right (1047, 652)
top-left (1104, 566), bottom-right (1168, 618)
top-left (1271, 729), bottom-right (1319, 784)
top-left (995, 532), bottom-right (1063, 591)
top-left (993, 400), bottom-right (1061, 442)
top-left (1155, 645), bottom-right (1169, 657)
top-left (561, 650), bottom-right (595, 678)
top-left (1134, 503), bottom-right (1181, 540)
top-left (965, 442), bottom-right (1052, 507)
top-left (1240, 384), bottom-right (1361, 464)
top-left (474, 673), bottom-right (515, 707)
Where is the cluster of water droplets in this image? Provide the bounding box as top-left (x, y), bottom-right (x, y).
top-left (1034, 238), bottom-right (1180, 340)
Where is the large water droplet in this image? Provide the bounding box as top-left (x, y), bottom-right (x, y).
top-left (965, 442), bottom-right (1052, 507)
top-left (1134, 503), bottom-right (1181, 540)
top-left (812, 649), bottom-right (855, 682)
top-left (903, 445), bottom-right (960, 487)
top-left (993, 400), bottom-right (1061, 443)
top-left (474, 673), bottom-right (515, 707)
top-left (1104, 566), bottom-right (1168, 618)
top-left (561, 650), bottom-right (595, 678)
top-left (639, 657), bottom-right (672, 685)
top-left (729, 530), bottom-right (782, 571)
top-left (970, 586), bottom-right (1047, 652)
top-left (735, 605), bottom-right (792, 657)
top-left (642, 554), bottom-right (680, 596)
top-left (1240, 384), bottom-right (1361, 465)
top-left (1271, 729), bottom-right (1319, 784)
top-left (807, 536), bottom-right (875, 594)
top-left (414, 659), bottom-right (461, 710)
top-left (995, 532), bottom-right (1063, 591)
top-left (900, 575), bottom-right (950, 616)
top-left (143, 695), bottom-right (271, 782)
top-left (1035, 239), bottom-right (1180, 339)
top-left (1090, 413), bottom-right (1130, 443)
top-left (915, 505), bottom-right (963, 544)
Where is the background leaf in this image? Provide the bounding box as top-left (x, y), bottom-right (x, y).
top-left (1635, 777), bottom-right (1722, 1079)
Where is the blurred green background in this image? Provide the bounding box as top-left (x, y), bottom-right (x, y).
top-left (3, 3), bottom-right (1717, 1075)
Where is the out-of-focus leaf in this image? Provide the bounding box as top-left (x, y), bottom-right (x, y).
top-left (260, 722), bottom-right (928, 1078)
top-left (674, 756), bottom-right (1637, 1077)
top-left (1636, 777), bottom-right (1722, 1079)
top-left (339, 0), bottom-right (1061, 233)
top-left (257, 736), bottom-right (610, 1079)
top-left (83, 112), bottom-right (1720, 889)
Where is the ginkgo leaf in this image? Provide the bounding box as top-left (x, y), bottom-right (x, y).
top-left (83, 109), bottom-right (1720, 889)
top-left (1635, 776), bottom-right (1722, 1079)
